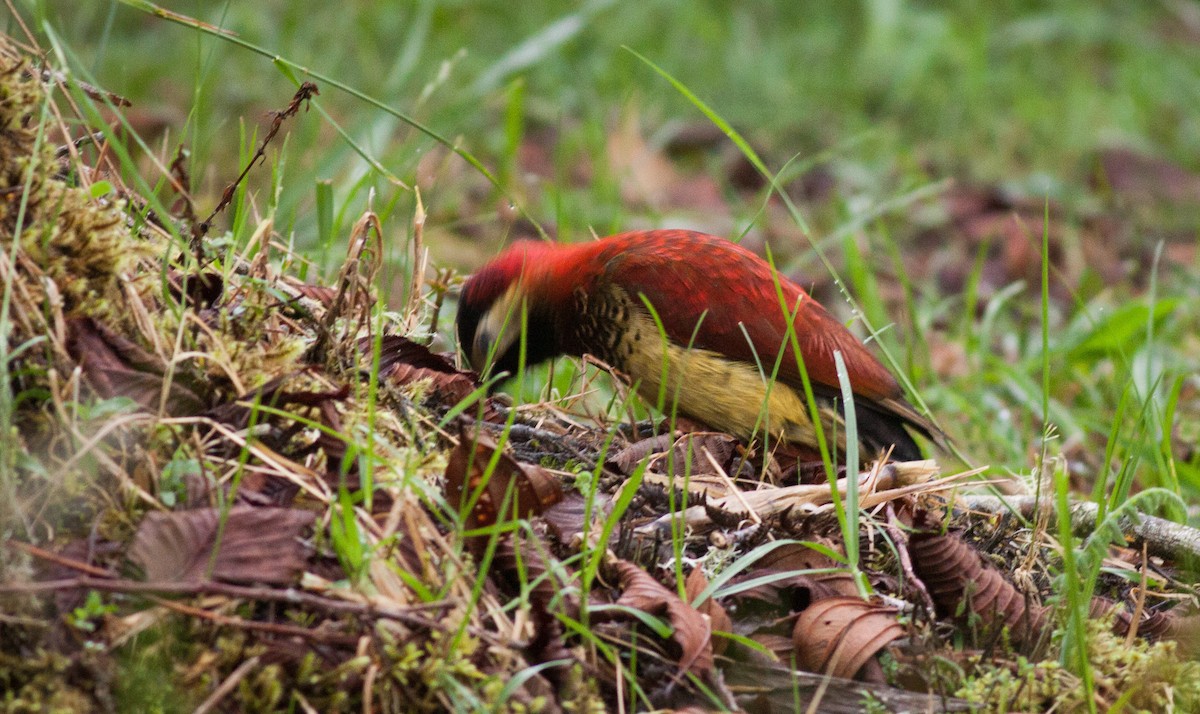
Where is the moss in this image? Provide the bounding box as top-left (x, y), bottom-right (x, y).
top-left (112, 621), bottom-right (195, 713)
top-left (15, 179), bottom-right (143, 319)
top-left (0, 650), bottom-right (96, 713)
top-left (955, 621), bottom-right (1200, 712)
top-left (371, 624), bottom-right (556, 713)
top-left (0, 44), bottom-right (43, 169)
top-left (0, 43), bottom-right (153, 328)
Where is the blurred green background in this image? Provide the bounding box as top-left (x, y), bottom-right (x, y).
top-left (41, 1), bottom-right (1200, 238)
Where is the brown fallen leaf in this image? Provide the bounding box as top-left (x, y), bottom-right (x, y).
top-left (792, 596), bottom-right (904, 682)
top-left (491, 533), bottom-right (578, 689)
top-left (609, 433), bottom-right (674, 475)
top-left (727, 660), bottom-right (973, 713)
top-left (754, 540), bottom-right (844, 571)
top-left (165, 269), bottom-right (224, 310)
top-left (444, 430), bottom-right (563, 539)
top-left (611, 432), bottom-right (748, 482)
top-left (491, 534), bottom-right (570, 610)
top-left (609, 560), bottom-right (714, 676)
top-left (368, 334), bottom-right (482, 408)
top-left (541, 490), bottom-right (610, 544)
top-left (749, 633), bottom-right (796, 662)
top-left (1160, 611), bottom-right (1200, 658)
top-left (1094, 147), bottom-right (1200, 206)
top-left (285, 281), bottom-right (338, 309)
top-left (127, 506), bottom-right (314, 584)
top-left (67, 316), bottom-right (205, 415)
top-left (653, 433), bottom-right (743, 479)
top-left (747, 542), bottom-right (861, 602)
top-left (726, 570), bottom-right (859, 613)
top-left (606, 110), bottom-right (729, 221)
top-left (365, 334), bottom-right (460, 376)
top-left (684, 567), bottom-right (732, 656)
top-left (203, 375), bottom-right (349, 429)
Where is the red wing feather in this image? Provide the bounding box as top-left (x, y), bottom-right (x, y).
top-left (595, 231), bottom-right (902, 402)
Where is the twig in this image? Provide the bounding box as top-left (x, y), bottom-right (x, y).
top-left (197, 82), bottom-right (319, 239)
top-left (54, 131), bottom-right (108, 159)
top-left (362, 662), bottom-right (380, 714)
top-left (407, 188), bottom-right (428, 331)
top-left (168, 144), bottom-right (197, 227)
top-left (703, 440), bottom-right (759, 523)
top-left (5, 539), bottom-right (115, 577)
top-left (0, 612), bottom-right (50, 628)
top-left (312, 210), bottom-right (383, 361)
top-left (38, 67), bottom-right (132, 107)
top-left (959, 495), bottom-right (1200, 563)
top-left (0, 576), bottom-right (503, 644)
top-left (1126, 542), bottom-right (1150, 646)
top-left (148, 595), bottom-right (357, 645)
top-left (424, 268), bottom-right (453, 343)
top-left (883, 503), bottom-right (936, 617)
top-left (193, 655), bottom-right (261, 714)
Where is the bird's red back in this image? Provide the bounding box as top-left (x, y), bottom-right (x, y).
top-left (516, 230), bottom-right (904, 402)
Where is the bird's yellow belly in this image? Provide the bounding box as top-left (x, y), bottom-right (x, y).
top-left (614, 310), bottom-right (839, 449)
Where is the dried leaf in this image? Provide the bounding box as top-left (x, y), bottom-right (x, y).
top-left (792, 597), bottom-right (904, 681)
top-left (611, 432), bottom-right (745, 480)
top-left (1162, 612), bottom-right (1200, 658)
top-left (166, 270), bottom-right (223, 310)
top-left (662, 121), bottom-right (726, 155)
top-left (609, 433), bottom-right (674, 475)
top-left (369, 334), bottom-right (480, 406)
top-left (491, 534), bottom-right (570, 610)
top-left (684, 567), bottom-right (732, 655)
top-left (492, 535), bottom-right (577, 678)
top-left (1095, 147), bottom-right (1200, 206)
top-left (204, 378), bottom-right (349, 430)
top-left (37, 539), bottom-right (118, 616)
top-left (387, 362), bottom-right (479, 405)
top-left (67, 317), bottom-right (205, 415)
top-left (651, 433), bottom-right (741, 479)
top-left (750, 633), bottom-right (796, 661)
top-left (542, 491), bottom-right (608, 544)
top-left (754, 541), bottom-right (844, 572)
top-left (290, 282), bottom-right (339, 308)
top-left (367, 334), bottom-right (460, 376)
top-left (606, 110), bottom-right (728, 220)
top-left (611, 560), bottom-right (714, 676)
top-left (444, 430), bottom-right (562, 535)
top-left (708, 543), bottom-right (859, 617)
top-left (728, 570), bottom-right (858, 613)
top-left (726, 660), bottom-right (968, 713)
top-left (128, 507), bottom-right (314, 584)
top-left (1086, 595), bottom-right (1180, 642)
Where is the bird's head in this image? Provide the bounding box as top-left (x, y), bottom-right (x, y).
top-left (456, 240), bottom-right (576, 379)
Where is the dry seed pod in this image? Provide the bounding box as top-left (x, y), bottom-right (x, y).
top-left (909, 530), bottom-right (1047, 644)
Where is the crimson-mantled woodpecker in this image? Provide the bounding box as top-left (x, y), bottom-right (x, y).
top-left (456, 230), bottom-right (940, 461)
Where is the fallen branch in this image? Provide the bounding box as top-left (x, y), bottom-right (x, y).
top-left (959, 495), bottom-right (1200, 562)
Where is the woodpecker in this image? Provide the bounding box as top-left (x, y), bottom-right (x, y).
top-left (456, 230), bottom-right (940, 461)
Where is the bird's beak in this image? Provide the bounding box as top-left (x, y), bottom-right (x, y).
top-left (470, 325), bottom-right (497, 370)
top-left (470, 284), bottom-right (523, 371)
